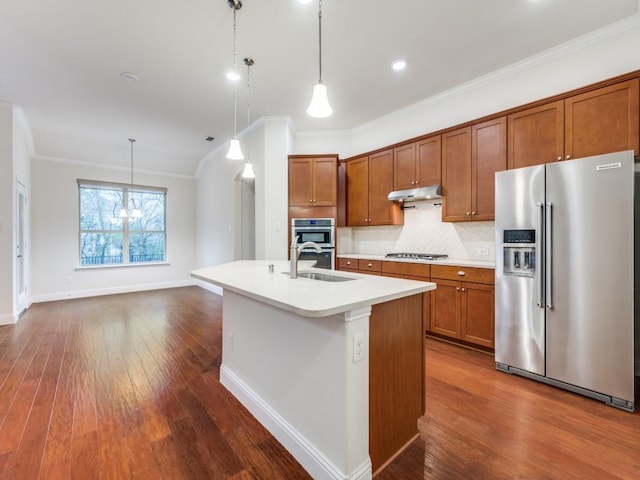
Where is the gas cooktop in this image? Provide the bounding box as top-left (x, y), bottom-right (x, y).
top-left (385, 252), bottom-right (449, 260)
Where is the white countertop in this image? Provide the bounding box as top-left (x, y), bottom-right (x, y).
top-left (191, 260), bottom-right (435, 318)
top-left (338, 253), bottom-right (495, 269)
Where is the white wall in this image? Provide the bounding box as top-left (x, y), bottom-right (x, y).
top-left (196, 116), bottom-right (293, 277)
top-left (30, 157), bottom-right (197, 302)
top-left (0, 104), bottom-right (13, 323)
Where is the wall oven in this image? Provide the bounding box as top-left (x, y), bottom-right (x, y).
top-left (291, 218), bottom-right (335, 270)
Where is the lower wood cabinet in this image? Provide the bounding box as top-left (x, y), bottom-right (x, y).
top-left (338, 258), bottom-right (495, 349)
top-left (430, 265), bottom-right (495, 349)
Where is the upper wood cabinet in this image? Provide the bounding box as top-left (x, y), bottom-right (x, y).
top-left (346, 150), bottom-right (403, 226)
top-left (507, 100), bottom-right (564, 169)
top-left (472, 117), bottom-right (507, 221)
top-left (508, 79), bottom-right (639, 169)
top-left (565, 79), bottom-right (639, 160)
top-left (288, 155), bottom-right (337, 207)
top-left (442, 127), bottom-right (472, 222)
top-left (393, 136), bottom-right (441, 191)
top-left (442, 119), bottom-right (506, 222)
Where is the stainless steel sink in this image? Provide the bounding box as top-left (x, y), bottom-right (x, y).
top-left (283, 271), bottom-right (357, 282)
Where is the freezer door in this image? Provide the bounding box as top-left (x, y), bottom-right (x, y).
top-left (545, 151), bottom-right (635, 403)
top-left (495, 165), bottom-right (546, 375)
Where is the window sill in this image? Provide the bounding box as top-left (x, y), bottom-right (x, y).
top-left (75, 262), bottom-right (171, 271)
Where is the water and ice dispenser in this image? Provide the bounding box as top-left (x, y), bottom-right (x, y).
top-left (502, 229), bottom-right (536, 278)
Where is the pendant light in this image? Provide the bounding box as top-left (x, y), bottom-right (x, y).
top-left (242, 57), bottom-right (255, 179)
top-left (121, 138), bottom-right (143, 219)
top-left (226, 0), bottom-right (244, 160)
top-left (306, 0), bottom-right (333, 118)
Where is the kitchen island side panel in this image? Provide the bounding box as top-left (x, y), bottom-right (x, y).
top-left (220, 290), bottom-right (372, 480)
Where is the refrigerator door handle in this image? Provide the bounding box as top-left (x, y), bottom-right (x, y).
top-left (546, 202), bottom-right (553, 309)
top-left (537, 202), bottom-right (545, 308)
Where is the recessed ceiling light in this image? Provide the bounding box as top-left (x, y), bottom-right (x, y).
top-left (227, 71), bottom-right (240, 82)
top-left (120, 71), bottom-right (140, 84)
top-left (391, 59), bottom-right (407, 71)
top-left (297, 0), bottom-right (313, 4)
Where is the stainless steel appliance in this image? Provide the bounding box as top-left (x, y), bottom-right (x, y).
top-left (291, 218), bottom-right (335, 269)
top-left (495, 150), bottom-right (635, 412)
top-left (385, 252), bottom-right (448, 260)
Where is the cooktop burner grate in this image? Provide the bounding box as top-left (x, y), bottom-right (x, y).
top-left (385, 252), bottom-right (449, 260)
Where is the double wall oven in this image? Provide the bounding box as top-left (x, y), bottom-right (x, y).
top-left (291, 218), bottom-right (335, 270)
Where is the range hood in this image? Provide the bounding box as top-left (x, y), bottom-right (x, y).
top-left (387, 184), bottom-right (442, 202)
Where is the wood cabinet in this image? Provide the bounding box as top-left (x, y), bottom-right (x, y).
top-left (337, 257), bottom-right (382, 275)
top-left (442, 119), bottom-right (506, 222)
top-left (430, 265), bottom-right (495, 349)
top-left (393, 136), bottom-right (442, 191)
top-left (441, 127), bottom-right (472, 222)
top-left (508, 79), bottom-right (639, 169)
top-left (288, 155), bottom-right (337, 207)
top-left (346, 150), bottom-right (403, 226)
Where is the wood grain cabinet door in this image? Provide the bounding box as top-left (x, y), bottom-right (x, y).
top-left (565, 79), bottom-right (640, 160)
top-left (416, 135), bottom-right (442, 188)
top-left (346, 156), bottom-right (370, 226)
top-left (430, 279), bottom-right (461, 339)
top-left (393, 143), bottom-right (417, 190)
top-left (472, 117), bottom-right (507, 221)
top-left (442, 127), bottom-right (472, 222)
top-left (369, 149), bottom-right (399, 225)
top-left (461, 282), bottom-right (494, 348)
top-left (288, 157), bottom-right (314, 206)
top-left (312, 157), bottom-right (338, 206)
top-left (508, 100), bottom-right (564, 169)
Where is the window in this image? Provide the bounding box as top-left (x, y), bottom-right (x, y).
top-left (78, 179), bottom-right (167, 266)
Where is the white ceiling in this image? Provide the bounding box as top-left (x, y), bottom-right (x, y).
top-left (0, 0), bottom-right (638, 176)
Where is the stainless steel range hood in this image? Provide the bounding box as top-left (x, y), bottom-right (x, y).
top-left (387, 185), bottom-right (442, 202)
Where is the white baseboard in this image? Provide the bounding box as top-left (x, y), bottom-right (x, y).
top-left (220, 364), bottom-right (372, 480)
top-left (193, 279), bottom-right (223, 296)
top-left (30, 279), bottom-right (196, 304)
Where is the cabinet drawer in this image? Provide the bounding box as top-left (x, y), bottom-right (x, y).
top-left (431, 265), bottom-right (494, 284)
top-left (381, 261), bottom-right (431, 279)
top-left (358, 259), bottom-right (382, 273)
top-left (338, 258), bottom-right (359, 270)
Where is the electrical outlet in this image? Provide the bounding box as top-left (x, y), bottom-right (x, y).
top-left (353, 332), bottom-right (365, 363)
top-left (478, 247), bottom-right (489, 256)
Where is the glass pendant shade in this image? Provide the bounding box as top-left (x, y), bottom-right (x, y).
top-left (307, 82), bottom-right (333, 118)
top-left (241, 162), bottom-right (255, 179)
top-left (226, 138), bottom-right (244, 160)
top-left (131, 204), bottom-right (143, 218)
top-left (120, 207), bottom-right (129, 218)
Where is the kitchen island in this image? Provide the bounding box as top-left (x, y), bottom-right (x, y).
top-left (191, 261), bottom-right (435, 480)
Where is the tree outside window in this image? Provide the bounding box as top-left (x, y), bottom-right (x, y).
top-left (78, 180), bottom-right (166, 266)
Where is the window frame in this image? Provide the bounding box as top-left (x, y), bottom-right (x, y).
top-left (77, 179), bottom-right (168, 267)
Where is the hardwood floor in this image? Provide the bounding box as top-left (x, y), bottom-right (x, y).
top-left (0, 286), bottom-right (638, 479)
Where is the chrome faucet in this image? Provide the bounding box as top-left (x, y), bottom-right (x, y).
top-left (290, 236), bottom-right (322, 279)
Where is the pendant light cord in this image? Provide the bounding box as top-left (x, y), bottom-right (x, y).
top-left (318, 0), bottom-right (323, 83)
top-left (232, 7), bottom-right (238, 138)
top-left (129, 138), bottom-right (136, 209)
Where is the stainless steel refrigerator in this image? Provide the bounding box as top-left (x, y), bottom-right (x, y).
top-left (495, 150), bottom-right (635, 412)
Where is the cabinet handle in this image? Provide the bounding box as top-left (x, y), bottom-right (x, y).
top-left (346, 261), bottom-right (352, 266)
top-left (557, 156), bottom-right (562, 161)
top-left (456, 287), bottom-right (460, 291)
top-left (471, 211), bottom-right (476, 215)
top-left (565, 154), bottom-right (571, 160)
top-left (457, 270), bottom-right (466, 276)
top-left (466, 212), bottom-right (470, 216)
top-left (461, 288), bottom-right (466, 292)
top-left (367, 263), bottom-right (373, 267)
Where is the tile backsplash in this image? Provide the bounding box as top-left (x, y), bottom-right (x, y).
top-left (337, 200), bottom-right (496, 261)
